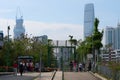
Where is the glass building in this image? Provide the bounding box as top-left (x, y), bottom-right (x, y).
top-left (104, 23), bottom-right (120, 50)
top-left (115, 23), bottom-right (120, 49)
top-left (84, 3), bottom-right (95, 39)
top-left (104, 27), bottom-right (115, 50)
top-left (14, 16), bottom-right (25, 39)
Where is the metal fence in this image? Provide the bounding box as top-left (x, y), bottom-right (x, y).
top-left (97, 65), bottom-right (120, 80)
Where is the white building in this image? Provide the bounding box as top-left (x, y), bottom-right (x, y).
top-left (101, 51), bottom-right (116, 61)
top-left (101, 49), bottom-right (120, 62)
top-left (14, 16), bottom-right (25, 39)
top-left (84, 3), bottom-right (95, 39)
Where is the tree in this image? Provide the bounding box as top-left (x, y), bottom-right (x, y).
top-left (92, 18), bottom-right (103, 62)
top-left (0, 34), bottom-right (55, 68)
top-left (76, 18), bottom-right (103, 63)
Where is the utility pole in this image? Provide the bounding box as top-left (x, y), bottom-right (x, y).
top-left (40, 50), bottom-right (42, 79)
top-left (7, 26), bottom-right (10, 71)
top-left (69, 35), bottom-right (73, 61)
top-left (61, 47), bottom-right (64, 80)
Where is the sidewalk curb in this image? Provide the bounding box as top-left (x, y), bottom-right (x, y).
top-left (89, 71), bottom-right (108, 80)
top-left (33, 71), bottom-right (56, 80)
top-left (0, 72), bottom-right (14, 75)
top-left (51, 71), bottom-right (57, 80)
top-left (33, 73), bottom-right (40, 80)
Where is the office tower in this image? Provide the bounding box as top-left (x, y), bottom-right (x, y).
top-left (115, 23), bottom-right (120, 49)
top-left (104, 27), bottom-right (115, 50)
top-left (84, 3), bottom-right (95, 39)
top-left (14, 16), bottom-right (25, 39)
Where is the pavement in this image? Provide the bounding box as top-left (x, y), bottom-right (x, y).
top-left (0, 72), bottom-right (40, 80)
top-left (34, 71), bottom-right (107, 80)
top-left (53, 71), bottom-right (62, 80)
top-left (34, 71), bottom-right (55, 80)
top-left (92, 72), bottom-right (108, 80)
top-left (0, 71), bottom-right (107, 80)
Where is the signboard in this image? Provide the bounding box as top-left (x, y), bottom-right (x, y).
top-left (87, 54), bottom-right (93, 59)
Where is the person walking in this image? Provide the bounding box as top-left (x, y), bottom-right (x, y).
top-left (79, 62), bottom-right (82, 72)
top-left (13, 61), bottom-right (18, 76)
top-left (69, 61), bottom-right (73, 72)
top-left (73, 60), bottom-right (77, 72)
top-left (88, 60), bottom-right (92, 71)
top-left (19, 62), bottom-right (24, 76)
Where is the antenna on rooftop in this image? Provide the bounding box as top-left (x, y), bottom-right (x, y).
top-left (16, 7), bottom-right (23, 19)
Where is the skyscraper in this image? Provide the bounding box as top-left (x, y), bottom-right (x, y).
top-left (104, 27), bottom-right (115, 49)
top-left (84, 3), bottom-right (95, 39)
top-left (115, 23), bottom-right (120, 49)
top-left (104, 22), bottom-right (120, 50)
top-left (14, 16), bottom-right (25, 39)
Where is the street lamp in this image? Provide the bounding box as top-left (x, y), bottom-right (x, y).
top-left (8, 26), bottom-right (10, 42)
top-left (6, 26), bottom-right (10, 71)
top-left (69, 35), bottom-right (73, 61)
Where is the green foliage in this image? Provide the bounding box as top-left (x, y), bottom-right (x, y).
top-left (76, 18), bottom-right (103, 62)
top-left (0, 34), bottom-right (55, 68)
top-left (109, 62), bottom-right (120, 71)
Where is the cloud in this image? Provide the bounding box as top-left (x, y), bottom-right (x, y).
top-left (0, 9), bottom-right (14, 13)
top-left (0, 19), bottom-right (83, 40)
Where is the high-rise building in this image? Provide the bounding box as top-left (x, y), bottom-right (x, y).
top-left (14, 16), bottom-right (25, 39)
top-left (84, 3), bottom-right (95, 39)
top-left (115, 23), bottom-right (120, 49)
top-left (104, 23), bottom-right (120, 50)
top-left (104, 27), bottom-right (115, 50)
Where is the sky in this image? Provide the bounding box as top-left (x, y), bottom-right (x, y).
top-left (0, 0), bottom-right (120, 40)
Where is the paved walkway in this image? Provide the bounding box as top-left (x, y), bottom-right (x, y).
top-left (64, 72), bottom-right (102, 80)
top-left (0, 72), bottom-right (40, 80)
top-left (34, 72), bottom-right (54, 80)
top-left (0, 71), bottom-right (107, 80)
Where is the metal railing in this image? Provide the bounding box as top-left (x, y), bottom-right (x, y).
top-left (97, 65), bottom-right (120, 80)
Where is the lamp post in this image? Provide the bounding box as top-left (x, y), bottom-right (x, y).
top-left (69, 35), bottom-right (73, 61)
top-left (8, 26), bottom-right (10, 42)
top-left (40, 50), bottom-right (42, 79)
top-left (6, 26), bottom-right (10, 71)
top-left (61, 47), bottom-right (64, 80)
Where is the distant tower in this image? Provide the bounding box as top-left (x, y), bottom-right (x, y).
top-left (104, 27), bottom-right (115, 50)
top-left (14, 8), bottom-right (25, 39)
top-left (84, 3), bottom-right (95, 39)
top-left (115, 22), bottom-right (120, 49)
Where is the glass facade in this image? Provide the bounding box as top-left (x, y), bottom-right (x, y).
top-left (105, 24), bottom-right (120, 50)
top-left (14, 16), bottom-right (25, 39)
top-left (84, 3), bottom-right (95, 39)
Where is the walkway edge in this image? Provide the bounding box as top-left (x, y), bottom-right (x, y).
top-left (53, 71), bottom-right (62, 80)
top-left (89, 71), bottom-right (108, 80)
top-left (33, 71), bottom-right (56, 80)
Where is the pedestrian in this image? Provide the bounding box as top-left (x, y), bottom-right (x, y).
top-left (35, 63), bottom-right (39, 72)
top-left (13, 61), bottom-right (18, 76)
top-left (82, 62), bottom-right (85, 71)
top-left (79, 62), bottom-right (82, 72)
top-left (88, 60), bottom-right (92, 71)
top-left (69, 61), bottom-right (73, 72)
top-left (19, 62), bottom-right (24, 76)
top-left (73, 60), bottom-right (77, 72)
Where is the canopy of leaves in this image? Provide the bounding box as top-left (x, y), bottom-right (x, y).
top-left (0, 35), bottom-right (55, 67)
top-left (76, 18), bottom-right (103, 62)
